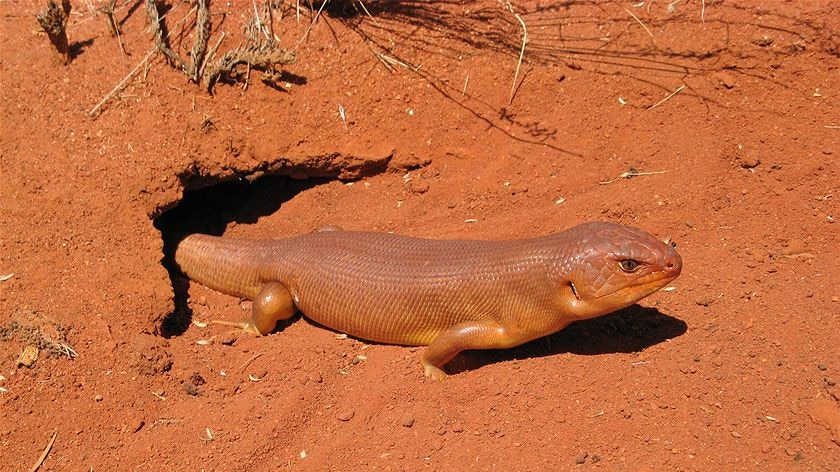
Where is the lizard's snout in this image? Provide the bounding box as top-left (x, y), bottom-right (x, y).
top-left (662, 247), bottom-right (682, 278)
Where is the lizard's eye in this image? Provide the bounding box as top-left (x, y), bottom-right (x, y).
top-left (619, 259), bottom-right (641, 273)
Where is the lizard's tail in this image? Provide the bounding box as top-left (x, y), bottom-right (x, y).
top-left (171, 234), bottom-right (267, 299)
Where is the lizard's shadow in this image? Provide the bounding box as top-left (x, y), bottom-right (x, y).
top-left (447, 305), bottom-right (687, 375)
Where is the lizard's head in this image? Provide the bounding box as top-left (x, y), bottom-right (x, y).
top-left (553, 221), bottom-right (682, 319)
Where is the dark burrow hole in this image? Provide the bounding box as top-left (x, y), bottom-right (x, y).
top-left (154, 175), bottom-right (327, 337)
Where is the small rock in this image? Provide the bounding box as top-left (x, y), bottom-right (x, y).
top-left (739, 157), bottom-right (761, 169)
top-left (575, 453), bottom-right (588, 465)
top-left (218, 334), bottom-right (237, 346)
top-left (684, 220), bottom-right (694, 228)
top-left (400, 415), bottom-right (415, 428)
top-left (132, 419), bottom-right (145, 433)
top-left (714, 72), bottom-right (736, 89)
top-left (591, 454), bottom-right (601, 463)
top-left (189, 372), bottom-right (206, 386)
top-left (94, 394), bottom-right (103, 402)
top-left (409, 180), bottom-right (430, 194)
top-left (781, 239), bottom-right (806, 255)
top-left (695, 296), bottom-right (715, 307)
top-left (751, 35), bottom-right (774, 47)
top-left (336, 410), bottom-right (355, 422)
top-left (183, 381), bottom-right (201, 397)
top-left (817, 363), bottom-right (828, 371)
top-left (825, 378), bottom-right (836, 387)
top-left (746, 248), bottom-right (769, 263)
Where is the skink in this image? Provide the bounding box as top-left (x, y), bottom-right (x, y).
top-left (173, 221), bottom-right (682, 379)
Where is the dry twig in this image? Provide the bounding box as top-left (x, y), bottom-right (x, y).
top-left (599, 168), bottom-right (669, 185)
top-left (89, 46), bottom-right (158, 117)
top-left (99, 0), bottom-right (125, 54)
top-left (617, 2), bottom-right (655, 44)
top-left (28, 431), bottom-right (57, 472)
top-left (509, 11), bottom-right (528, 105)
top-left (239, 351), bottom-right (266, 372)
top-left (648, 84), bottom-right (685, 109)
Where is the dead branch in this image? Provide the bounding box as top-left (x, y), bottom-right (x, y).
top-left (189, 0), bottom-right (210, 82)
top-left (145, 0), bottom-right (187, 73)
top-left (203, 42), bottom-right (295, 92)
top-left (36, 0), bottom-right (72, 65)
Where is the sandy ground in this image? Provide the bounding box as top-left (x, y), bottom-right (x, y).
top-left (1, 1), bottom-right (838, 470)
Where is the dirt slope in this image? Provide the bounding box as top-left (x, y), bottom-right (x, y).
top-left (1, 1), bottom-right (838, 470)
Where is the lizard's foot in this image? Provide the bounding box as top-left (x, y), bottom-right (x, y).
top-left (422, 361), bottom-right (448, 381)
top-left (205, 319), bottom-right (262, 335)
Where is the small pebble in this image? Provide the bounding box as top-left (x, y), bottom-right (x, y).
top-left (336, 410), bottom-right (355, 422)
top-left (739, 158), bottom-right (760, 169)
top-left (817, 363), bottom-right (828, 371)
top-left (409, 180), bottom-right (430, 194)
top-left (189, 372), bottom-right (206, 386)
top-left (575, 453), bottom-right (588, 464)
top-left (751, 35), bottom-right (774, 47)
top-left (132, 420), bottom-right (145, 433)
top-left (94, 394), bottom-right (103, 402)
top-left (714, 72), bottom-right (736, 89)
top-left (695, 296), bottom-right (715, 307)
top-left (182, 382), bottom-right (200, 397)
top-left (400, 415), bottom-right (415, 428)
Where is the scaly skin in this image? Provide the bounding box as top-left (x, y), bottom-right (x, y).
top-left (173, 221), bottom-right (682, 379)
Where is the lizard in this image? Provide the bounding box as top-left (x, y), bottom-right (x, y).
top-left (171, 221), bottom-right (682, 379)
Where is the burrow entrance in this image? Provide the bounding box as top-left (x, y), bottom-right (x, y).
top-left (154, 175), bottom-right (327, 337)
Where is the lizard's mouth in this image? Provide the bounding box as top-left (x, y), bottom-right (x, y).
top-left (598, 273), bottom-right (679, 305)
